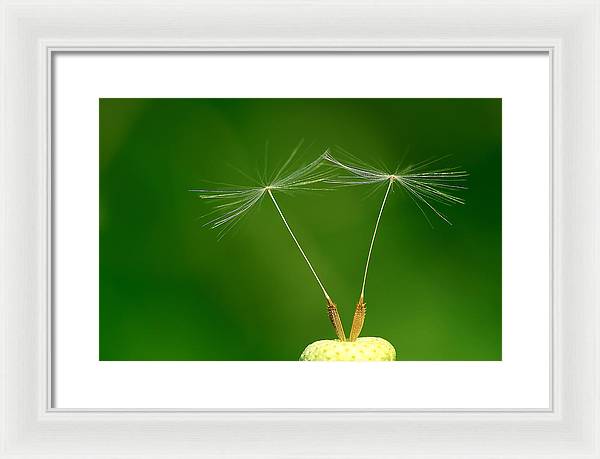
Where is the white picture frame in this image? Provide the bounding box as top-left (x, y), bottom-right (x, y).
top-left (1, 0), bottom-right (598, 457)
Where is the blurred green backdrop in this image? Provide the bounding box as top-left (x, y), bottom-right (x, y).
top-left (100, 98), bottom-right (501, 361)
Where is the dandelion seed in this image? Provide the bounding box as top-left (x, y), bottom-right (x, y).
top-left (324, 150), bottom-right (468, 341)
top-left (191, 146), bottom-right (347, 341)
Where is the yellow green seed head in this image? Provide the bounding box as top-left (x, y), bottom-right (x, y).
top-left (300, 337), bottom-right (396, 361)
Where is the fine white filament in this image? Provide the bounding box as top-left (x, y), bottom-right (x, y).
top-left (191, 146), bottom-right (335, 300)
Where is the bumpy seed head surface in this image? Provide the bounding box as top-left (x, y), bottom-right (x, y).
top-left (299, 337), bottom-right (396, 361)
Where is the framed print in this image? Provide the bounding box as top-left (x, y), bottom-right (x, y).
top-left (1, 0), bottom-right (599, 457)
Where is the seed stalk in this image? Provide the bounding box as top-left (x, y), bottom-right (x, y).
top-left (268, 188), bottom-right (346, 341)
top-left (348, 177), bottom-right (393, 341)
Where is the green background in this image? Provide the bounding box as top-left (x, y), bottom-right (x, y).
top-left (100, 98), bottom-right (501, 361)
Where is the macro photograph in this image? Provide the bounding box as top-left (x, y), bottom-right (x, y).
top-left (99, 98), bottom-right (501, 362)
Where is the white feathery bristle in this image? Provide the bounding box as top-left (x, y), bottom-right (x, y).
top-left (190, 146), bottom-right (334, 238)
top-left (324, 151), bottom-right (468, 226)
